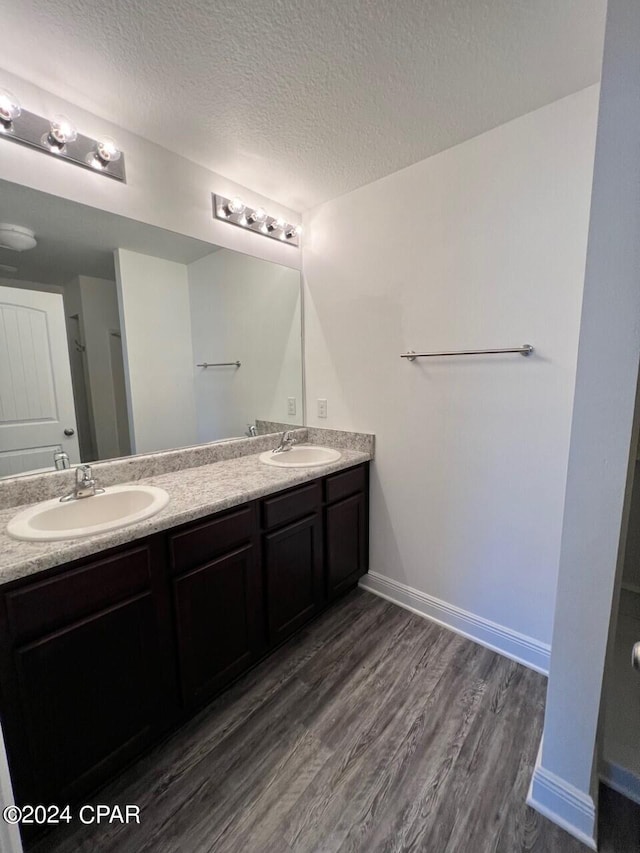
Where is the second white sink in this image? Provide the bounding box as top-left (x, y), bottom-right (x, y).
top-left (259, 445), bottom-right (342, 468)
top-left (6, 485), bottom-right (170, 542)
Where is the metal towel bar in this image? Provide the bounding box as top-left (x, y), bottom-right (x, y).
top-left (401, 345), bottom-right (533, 361)
top-left (196, 361), bottom-right (241, 368)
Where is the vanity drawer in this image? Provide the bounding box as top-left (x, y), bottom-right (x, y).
top-left (169, 505), bottom-right (255, 576)
top-left (324, 465), bottom-right (366, 504)
top-left (4, 545), bottom-right (153, 645)
top-left (261, 482), bottom-right (321, 530)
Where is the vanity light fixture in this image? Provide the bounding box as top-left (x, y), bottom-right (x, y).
top-left (43, 115), bottom-right (78, 151)
top-left (247, 207), bottom-right (267, 225)
top-left (267, 217), bottom-right (286, 234)
top-left (225, 196), bottom-right (246, 216)
top-left (285, 224), bottom-right (302, 239)
top-left (0, 89), bottom-right (21, 128)
top-left (0, 87), bottom-right (126, 181)
top-left (89, 137), bottom-right (122, 169)
top-left (213, 194), bottom-right (301, 247)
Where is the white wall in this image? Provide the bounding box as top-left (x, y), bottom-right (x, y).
top-left (188, 249), bottom-right (302, 440)
top-left (115, 249), bottom-right (197, 454)
top-left (303, 85), bottom-right (599, 660)
top-left (0, 69), bottom-right (301, 271)
top-left (76, 276), bottom-right (126, 460)
top-left (530, 0), bottom-right (640, 846)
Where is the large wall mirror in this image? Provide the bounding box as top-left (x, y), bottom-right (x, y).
top-left (0, 180), bottom-right (303, 479)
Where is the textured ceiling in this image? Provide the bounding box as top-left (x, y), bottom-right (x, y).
top-left (0, 0), bottom-right (606, 211)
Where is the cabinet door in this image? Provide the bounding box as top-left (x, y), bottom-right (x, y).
top-left (264, 514), bottom-right (323, 645)
top-left (326, 492), bottom-right (366, 600)
top-left (13, 592), bottom-right (159, 805)
top-left (173, 544), bottom-right (263, 708)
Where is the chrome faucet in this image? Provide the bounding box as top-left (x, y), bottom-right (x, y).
top-left (60, 465), bottom-right (105, 502)
top-left (272, 430), bottom-right (297, 454)
top-left (53, 449), bottom-right (70, 471)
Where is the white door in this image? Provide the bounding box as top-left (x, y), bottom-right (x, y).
top-left (0, 286), bottom-right (80, 477)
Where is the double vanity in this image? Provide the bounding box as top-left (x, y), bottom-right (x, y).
top-left (0, 428), bottom-right (372, 837)
top-left (6, 444), bottom-right (342, 542)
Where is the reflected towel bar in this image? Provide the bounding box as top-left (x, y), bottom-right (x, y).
top-left (401, 345), bottom-right (534, 361)
top-left (196, 361), bottom-right (241, 368)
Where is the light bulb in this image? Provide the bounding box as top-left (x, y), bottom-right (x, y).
top-left (89, 137), bottom-right (121, 168)
top-left (47, 115), bottom-right (78, 148)
top-left (267, 218), bottom-right (286, 233)
top-left (248, 207), bottom-right (267, 225)
top-left (226, 196), bottom-right (245, 215)
top-left (96, 137), bottom-right (121, 164)
top-left (285, 224), bottom-right (302, 239)
top-left (0, 89), bottom-right (21, 124)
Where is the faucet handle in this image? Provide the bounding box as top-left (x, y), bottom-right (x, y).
top-left (53, 450), bottom-right (70, 471)
top-left (76, 464), bottom-right (92, 484)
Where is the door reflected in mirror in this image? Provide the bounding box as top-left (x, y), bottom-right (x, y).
top-left (0, 181), bottom-right (303, 479)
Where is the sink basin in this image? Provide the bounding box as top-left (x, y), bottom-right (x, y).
top-left (259, 445), bottom-right (342, 468)
top-left (6, 485), bottom-right (170, 542)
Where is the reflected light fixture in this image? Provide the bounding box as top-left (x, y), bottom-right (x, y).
top-left (0, 86), bottom-right (126, 181)
top-left (213, 194), bottom-right (301, 247)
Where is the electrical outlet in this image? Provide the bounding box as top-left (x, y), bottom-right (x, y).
top-left (317, 398), bottom-right (328, 418)
top-left (287, 397), bottom-right (296, 416)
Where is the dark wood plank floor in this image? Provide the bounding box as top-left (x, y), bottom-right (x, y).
top-left (29, 589), bottom-right (624, 853)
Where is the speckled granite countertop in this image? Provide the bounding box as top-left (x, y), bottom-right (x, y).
top-left (0, 448), bottom-right (370, 586)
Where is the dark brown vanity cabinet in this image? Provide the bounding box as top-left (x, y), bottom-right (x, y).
top-left (168, 505), bottom-right (264, 709)
top-left (326, 493), bottom-right (367, 599)
top-left (0, 462), bottom-right (369, 825)
top-left (325, 466), bottom-right (369, 600)
top-left (262, 482), bottom-right (323, 644)
top-left (0, 541), bottom-right (171, 810)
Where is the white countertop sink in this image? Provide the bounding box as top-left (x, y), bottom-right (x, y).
top-left (259, 445), bottom-right (342, 468)
top-left (6, 485), bottom-right (170, 542)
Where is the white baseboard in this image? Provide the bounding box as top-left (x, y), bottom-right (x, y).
top-left (526, 742), bottom-right (597, 850)
top-left (358, 571), bottom-right (550, 675)
top-left (600, 759), bottom-right (640, 806)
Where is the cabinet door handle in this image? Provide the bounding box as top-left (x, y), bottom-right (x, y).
top-left (632, 642), bottom-right (640, 672)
